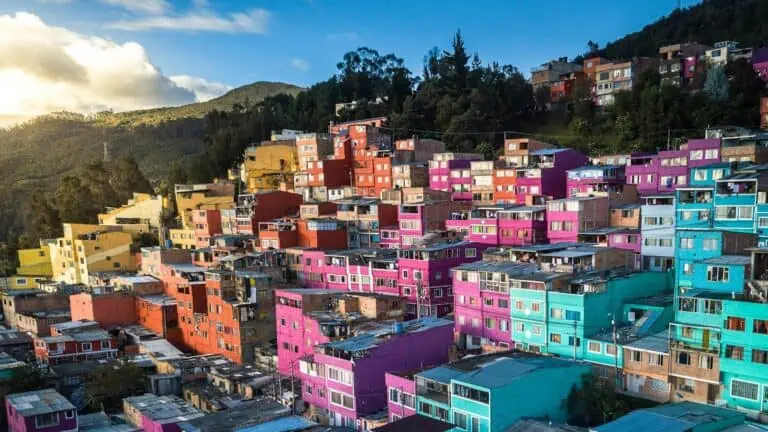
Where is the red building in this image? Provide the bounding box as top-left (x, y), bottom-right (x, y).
top-left (159, 264), bottom-right (208, 352)
top-left (374, 156), bottom-right (393, 196)
top-left (550, 71), bottom-right (585, 103)
top-left (135, 294), bottom-right (183, 347)
top-left (192, 209), bottom-right (223, 248)
top-left (493, 166), bottom-right (518, 204)
top-left (258, 220), bottom-right (298, 249)
top-left (297, 218), bottom-right (348, 249)
top-left (34, 320), bottom-right (117, 366)
top-left (235, 191), bottom-right (303, 235)
top-left (69, 292), bottom-right (136, 329)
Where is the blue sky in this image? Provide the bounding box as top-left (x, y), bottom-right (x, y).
top-left (5, 0), bottom-right (701, 88)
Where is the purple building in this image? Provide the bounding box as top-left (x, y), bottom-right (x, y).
top-left (398, 240), bottom-right (488, 317)
top-left (6, 389), bottom-right (77, 432)
top-left (298, 317), bottom-right (453, 429)
top-left (515, 148), bottom-right (588, 203)
top-left (566, 165), bottom-right (626, 197)
top-left (753, 47), bottom-right (768, 82)
top-left (428, 153), bottom-right (483, 201)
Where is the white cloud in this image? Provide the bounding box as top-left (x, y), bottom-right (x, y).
top-left (99, 0), bottom-right (170, 15)
top-left (0, 12), bottom-right (230, 123)
top-left (37, 0), bottom-right (73, 4)
top-left (326, 32), bottom-right (359, 42)
top-left (107, 8), bottom-right (270, 33)
top-left (290, 58), bottom-right (309, 71)
top-left (170, 75), bottom-right (232, 102)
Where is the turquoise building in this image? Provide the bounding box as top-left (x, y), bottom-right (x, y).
top-left (674, 229), bottom-right (756, 290)
top-left (414, 353), bottom-right (591, 432)
top-left (510, 269), bottom-right (672, 361)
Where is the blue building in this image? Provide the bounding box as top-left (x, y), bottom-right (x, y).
top-left (674, 229), bottom-right (755, 290)
top-left (593, 401), bottom-right (746, 432)
top-left (415, 353), bottom-right (591, 432)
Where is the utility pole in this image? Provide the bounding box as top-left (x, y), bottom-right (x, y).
top-left (612, 316), bottom-right (619, 388)
top-left (667, 128), bottom-right (671, 151)
top-left (289, 360), bottom-right (295, 415)
top-left (416, 279), bottom-right (423, 319)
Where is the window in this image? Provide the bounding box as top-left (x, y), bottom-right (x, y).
top-left (716, 206), bottom-right (737, 220)
top-left (702, 239), bottom-right (717, 251)
top-left (726, 345), bottom-right (744, 360)
top-left (550, 333), bottom-right (562, 343)
top-left (82, 342), bottom-right (92, 351)
top-left (677, 352), bottom-right (691, 365)
top-left (565, 310), bottom-right (581, 321)
top-left (472, 417), bottom-right (480, 432)
top-left (739, 206), bottom-right (754, 220)
top-left (515, 322), bottom-right (525, 332)
top-left (630, 350), bottom-right (642, 362)
top-left (760, 217), bottom-right (768, 228)
top-left (484, 318), bottom-right (495, 329)
top-left (327, 367), bottom-right (352, 385)
top-left (694, 169), bottom-right (707, 180)
top-left (330, 390), bottom-right (354, 409)
top-left (454, 412), bottom-right (468, 430)
top-left (531, 302), bottom-right (541, 313)
top-left (64, 410), bottom-right (74, 419)
top-left (401, 393), bottom-right (415, 408)
top-left (550, 308), bottom-right (564, 319)
top-left (681, 326), bottom-right (694, 338)
top-left (754, 319), bottom-right (768, 334)
top-left (649, 354), bottom-right (664, 366)
top-left (453, 383), bottom-right (489, 404)
top-left (500, 320), bottom-right (509, 332)
top-left (389, 388), bottom-right (401, 403)
top-left (705, 149), bottom-right (718, 159)
top-left (680, 238), bottom-right (694, 249)
top-left (35, 413), bottom-right (59, 428)
top-left (605, 344), bottom-right (617, 356)
top-left (725, 316), bottom-right (745, 331)
top-left (699, 355), bottom-right (714, 369)
top-left (515, 301), bottom-right (524, 310)
top-left (731, 379), bottom-right (759, 401)
top-left (707, 266), bottom-right (729, 282)
top-left (588, 342), bottom-right (602, 354)
top-left (498, 299), bottom-right (509, 308)
top-left (683, 263), bottom-right (693, 275)
top-left (484, 298), bottom-right (494, 307)
top-left (533, 325), bottom-right (542, 335)
top-left (752, 349), bottom-right (768, 365)
top-left (465, 248), bottom-right (476, 258)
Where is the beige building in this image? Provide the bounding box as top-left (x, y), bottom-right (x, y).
top-left (174, 182), bottom-right (235, 230)
top-left (98, 193), bottom-right (165, 235)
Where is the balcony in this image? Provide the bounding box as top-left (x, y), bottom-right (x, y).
top-left (416, 379), bottom-right (450, 405)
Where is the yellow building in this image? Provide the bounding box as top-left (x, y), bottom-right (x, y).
top-left (242, 142), bottom-right (300, 193)
top-left (174, 182), bottom-right (235, 229)
top-left (169, 228), bottom-right (197, 250)
top-left (50, 223), bottom-right (136, 284)
top-left (98, 193), bottom-right (166, 235)
top-left (6, 240), bottom-right (56, 289)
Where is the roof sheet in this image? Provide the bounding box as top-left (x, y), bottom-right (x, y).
top-left (700, 255), bottom-right (751, 266)
top-left (625, 331), bottom-right (670, 354)
top-left (7, 389), bottom-right (74, 416)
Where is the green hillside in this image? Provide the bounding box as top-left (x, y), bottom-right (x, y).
top-left (95, 81), bottom-right (304, 127)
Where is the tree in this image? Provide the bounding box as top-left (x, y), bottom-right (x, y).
top-left (534, 86), bottom-right (551, 111)
top-left (564, 374), bottom-right (656, 427)
top-left (704, 66), bottom-right (729, 101)
top-left (85, 362), bottom-right (147, 413)
top-left (586, 40), bottom-right (600, 56)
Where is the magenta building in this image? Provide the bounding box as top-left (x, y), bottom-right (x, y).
top-left (299, 249), bottom-right (400, 296)
top-left (566, 165), bottom-right (626, 197)
top-left (627, 139), bottom-right (720, 195)
top-left (397, 240), bottom-right (487, 317)
top-left (384, 371), bottom-right (418, 422)
top-left (275, 288), bottom-right (405, 376)
top-left (398, 200), bottom-right (468, 248)
top-left (298, 317), bottom-right (453, 429)
top-left (753, 47), bottom-right (768, 82)
top-left (6, 389), bottom-right (77, 432)
top-left (607, 229), bottom-right (642, 270)
top-left (514, 148), bottom-right (588, 203)
top-left (379, 226), bottom-right (401, 249)
top-left (498, 205), bottom-right (548, 246)
top-left (546, 196), bottom-right (610, 244)
top-left (428, 153), bottom-right (482, 201)
top-left (453, 261), bottom-right (538, 350)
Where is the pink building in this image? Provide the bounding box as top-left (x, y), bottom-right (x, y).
top-left (607, 229), bottom-right (642, 270)
top-left (514, 148), bottom-right (588, 203)
top-left (191, 209), bottom-right (223, 248)
top-left (385, 371), bottom-right (417, 422)
top-left (453, 261), bottom-right (538, 350)
top-left (627, 139), bottom-right (721, 195)
top-left (298, 317), bottom-right (453, 428)
top-left (274, 289), bottom-right (406, 376)
top-left (428, 153), bottom-right (483, 201)
top-left (546, 196), bottom-right (610, 244)
top-left (379, 226), bottom-right (401, 249)
top-left (498, 205), bottom-right (548, 246)
top-left (566, 165), bottom-right (626, 197)
top-left (397, 240), bottom-right (487, 317)
top-left (6, 389), bottom-right (77, 432)
top-left (626, 154), bottom-right (659, 195)
top-left (299, 249), bottom-right (400, 297)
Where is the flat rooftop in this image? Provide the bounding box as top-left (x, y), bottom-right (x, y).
top-left (7, 389), bottom-right (74, 416)
top-left (320, 317), bottom-right (452, 353)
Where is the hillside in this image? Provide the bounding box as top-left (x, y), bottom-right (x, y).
top-left (597, 0), bottom-right (768, 60)
top-left (95, 81), bottom-right (304, 127)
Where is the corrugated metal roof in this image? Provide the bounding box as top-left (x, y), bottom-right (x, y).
top-left (700, 255), bottom-right (751, 266)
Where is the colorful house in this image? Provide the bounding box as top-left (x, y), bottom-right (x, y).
top-left (515, 148), bottom-right (589, 204)
top-left (6, 389), bottom-right (77, 432)
top-left (385, 371), bottom-right (418, 422)
top-left (274, 288), bottom-right (405, 375)
top-left (546, 196), bottom-right (610, 244)
top-left (429, 153), bottom-right (483, 201)
top-left (498, 205), bottom-right (548, 246)
top-left (234, 191), bottom-right (303, 236)
top-left (398, 200), bottom-right (468, 248)
top-left (452, 261), bottom-right (538, 350)
top-left (174, 182), bottom-right (234, 230)
top-left (242, 140), bottom-right (300, 193)
top-left (299, 317), bottom-right (453, 429)
top-left (415, 352), bottom-right (591, 431)
top-left (335, 198), bottom-right (398, 248)
top-left (640, 195), bottom-right (676, 271)
top-left (49, 223), bottom-right (136, 285)
top-left (566, 165), bottom-right (625, 197)
top-left (397, 241), bottom-right (486, 317)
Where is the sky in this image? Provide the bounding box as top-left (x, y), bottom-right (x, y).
top-left (0, 0), bottom-right (702, 121)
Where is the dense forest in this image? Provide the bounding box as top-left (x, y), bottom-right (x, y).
top-left (2, 0), bottom-right (768, 249)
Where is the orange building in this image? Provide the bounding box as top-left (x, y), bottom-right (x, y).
top-left (159, 264), bottom-right (208, 352)
top-left (493, 166), bottom-right (518, 204)
top-left (258, 220), bottom-right (298, 250)
top-left (69, 292), bottom-right (137, 329)
top-left (135, 294), bottom-right (183, 347)
top-left (192, 209), bottom-right (223, 249)
top-left (374, 156), bottom-right (393, 196)
top-left (235, 191), bottom-right (303, 236)
top-left (297, 219), bottom-right (348, 249)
